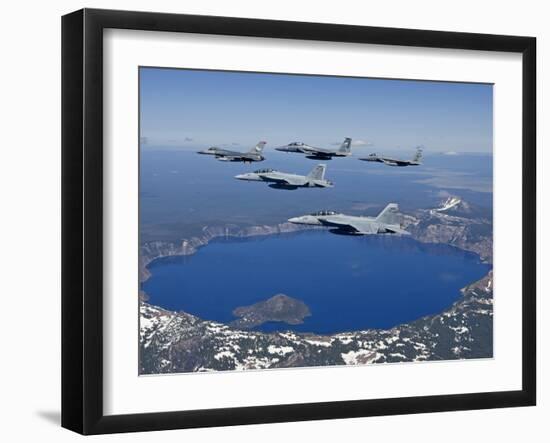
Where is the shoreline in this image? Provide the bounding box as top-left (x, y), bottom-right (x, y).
top-left (140, 213), bottom-right (493, 286)
top-left (139, 222), bottom-right (318, 284)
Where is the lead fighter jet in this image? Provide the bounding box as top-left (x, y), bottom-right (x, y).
top-left (359, 146), bottom-right (423, 167)
top-left (198, 141), bottom-right (266, 162)
top-left (234, 164), bottom-right (333, 190)
top-left (275, 138), bottom-right (352, 160)
top-left (288, 203), bottom-right (410, 236)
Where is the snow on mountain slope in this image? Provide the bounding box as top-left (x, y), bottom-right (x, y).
top-left (434, 197), bottom-right (463, 212)
top-left (430, 196), bottom-right (473, 215)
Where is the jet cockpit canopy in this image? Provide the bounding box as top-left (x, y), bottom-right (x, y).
top-left (254, 168), bottom-right (274, 174)
top-left (311, 210), bottom-right (338, 216)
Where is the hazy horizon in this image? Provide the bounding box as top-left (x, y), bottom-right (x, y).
top-left (140, 67), bottom-right (493, 154)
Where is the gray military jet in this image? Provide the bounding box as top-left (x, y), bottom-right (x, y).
top-left (275, 137), bottom-right (352, 160)
top-left (359, 146), bottom-right (423, 167)
top-left (234, 164), bottom-right (333, 190)
top-left (198, 141), bottom-right (266, 162)
top-left (288, 203), bottom-right (410, 235)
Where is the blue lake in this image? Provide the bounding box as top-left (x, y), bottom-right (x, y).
top-left (143, 231), bottom-right (491, 334)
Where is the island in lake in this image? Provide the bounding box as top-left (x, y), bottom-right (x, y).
top-left (230, 294), bottom-right (311, 329)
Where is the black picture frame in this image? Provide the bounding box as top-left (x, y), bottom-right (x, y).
top-left (62, 8), bottom-right (536, 435)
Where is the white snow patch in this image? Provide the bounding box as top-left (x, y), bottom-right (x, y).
top-left (214, 350), bottom-right (235, 361)
top-left (278, 332), bottom-right (299, 342)
top-left (206, 324), bottom-right (228, 334)
top-left (305, 338), bottom-right (333, 347)
top-left (341, 349), bottom-right (376, 365)
top-left (450, 326), bottom-right (469, 335)
top-left (267, 345), bottom-right (294, 356)
top-left (431, 197), bottom-right (462, 214)
top-left (338, 336), bottom-right (354, 345)
top-left (388, 353), bottom-right (407, 359)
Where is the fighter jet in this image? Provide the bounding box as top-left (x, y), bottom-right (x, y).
top-left (197, 141), bottom-right (266, 162)
top-left (359, 146), bottom-right (423, 167)
top-left (275, 138), bottom-right (352, 160)
top-left (288, 203), bottom-right (410, 235)
top-left (234, 164), bottom-right (333, 190)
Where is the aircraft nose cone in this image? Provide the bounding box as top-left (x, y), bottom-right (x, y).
top-left (234, 174), bottom-right (247, 180)
top-left (288, 216), bottom-right (303, 223)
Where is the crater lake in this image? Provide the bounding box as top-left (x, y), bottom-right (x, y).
top-left (142, 231), bottom-right (491, 334)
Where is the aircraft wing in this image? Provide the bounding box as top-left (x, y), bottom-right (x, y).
top-left (385, 226), bottom-right (411, 235)
top-left (216, 155), bottom-right (239, 161)
top-left (216, 154), bottom-right (251, 161)
top-left (343, 220), bottom-right (378, 234)
top-left (268, 175), bottom-right (304, 185)
top-left (303, 146), bottom-right (332, 155)
top-left (381, 158), bottom-right (411, 166)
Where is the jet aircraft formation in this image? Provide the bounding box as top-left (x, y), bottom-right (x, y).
top-left (196, 137), bottom-right (424, 236)
top-left (198, 138), bottom-right (422, 166)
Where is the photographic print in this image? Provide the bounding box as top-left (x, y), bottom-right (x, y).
top-left (138, 67), bottom-right (494, 375)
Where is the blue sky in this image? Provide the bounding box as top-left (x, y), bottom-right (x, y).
top-left (140, 67), bottom-right (493, 153)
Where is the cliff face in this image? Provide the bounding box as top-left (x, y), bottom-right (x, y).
top-left (140, 271), bottom-right (493, 374)
top-left (405, 211), bottom-right (493, 263)
top-left (404, 196), bottom-right (493, 263)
